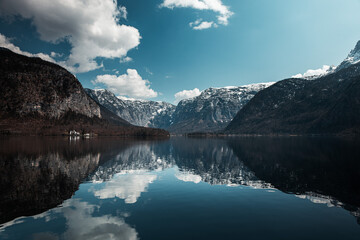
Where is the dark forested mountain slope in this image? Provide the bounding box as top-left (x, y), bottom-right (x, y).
top-left (0, 47), bottom-right (101, 119)
top-left (0, 48), bottom-right (168, 136)
top-left (226, 61), bottom-right (360, 135)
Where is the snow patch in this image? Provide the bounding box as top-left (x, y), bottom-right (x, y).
top-left (292, 65), bottom-right (336, 79)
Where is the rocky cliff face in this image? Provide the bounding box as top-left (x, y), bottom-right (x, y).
top-left (168, 83), bottom-right (274, 133)
top-left (86, 83), bottom-right (273, 134)
top-left (226, 41), bottom-right (360, 135)
top-left (0, 48), bottom-right (169, 137)
top-left (337, 40), bottom-right (360, 71)
top-left (0, 47), bottom-right (101, 119)
top-left (85, 89), bottom-right (176, 129)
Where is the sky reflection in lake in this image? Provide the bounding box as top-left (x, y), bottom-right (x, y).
top-left (0, 136), bottom-right (359, 240)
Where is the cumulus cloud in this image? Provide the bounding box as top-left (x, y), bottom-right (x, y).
top-left (292, 65), bottom-right (335, 79)
top-left (174, 88), bottom-right (201, 103)
top-left (119, 56), bottom-right (133, 63)
top-left (94, 69), bottom-right (158, 99)
top-left (50, 51), bottom-right (63, 58)
top-left (161, 0), bottom-right (233, 29)
top-left (190, 20), bottom-right (216, 30)
top-left (0, 0), bottom-right (140, 73)
top-left (0, 33), bottom-right (55, 62)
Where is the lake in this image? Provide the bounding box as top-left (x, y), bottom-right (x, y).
top-left (0, 136), bottom-right (359, 240)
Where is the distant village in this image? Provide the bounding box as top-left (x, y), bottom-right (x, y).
top-left (68, 130), bottom-right (93, 138)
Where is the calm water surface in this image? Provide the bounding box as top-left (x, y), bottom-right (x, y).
top-left (0, 136), bottom-right (359, 240)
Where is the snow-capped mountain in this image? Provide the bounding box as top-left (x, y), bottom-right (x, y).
top-left (292, 65), bottom-right (337, 80)
top-left (85, 89), bottom-right (176, 128)
top-left (293, 40), bottom-right (360, 79)
top-left (168, 83), bottom-right (274, 133)
top-left (226, 40), bottom-right (360, 135)
top-left (337, 40), bottom-right (360, 71)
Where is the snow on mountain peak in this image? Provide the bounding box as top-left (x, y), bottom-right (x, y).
top-left (94, 88), bottom-right (106, 92)
top-left (168, 82), bottom-right (275, 133)
top-left (348, 40), bottom-right (360, 62)
top-left (337, 40), bottom-right (360, 70)
top-left (117, 96), bottom-right (148, 102)
top-left (178, 82), bottom-right (275, 105)
top-left (292, 40), bottom-right (360, 80)
top-left (85, 88), bottom-right (176, 127)
top-left (240, 82), bottom-right (276, 91)
top-left (292, 65), bottom-right (336, 80)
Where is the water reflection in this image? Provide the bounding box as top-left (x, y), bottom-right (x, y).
top-left (170, 138), bottom-right (272, 188)
top-left (92, 171), bottom-right (157, 203)
top-left (0, 137), bottom-right (164, 224)
top-left (228, 137), bottom-right (360, 223)
top-left (0, 137), bottom-right (101, 224)
top-left (0, 136), bottom-right (359, 239)
top-left (88, 143), bottom-right (174, 204)
top-left (1, 199), bottom-right (138, 240)
top-left (59, 199), bottom-right (137, 240)
top-left (89, 143), bottom-right (174, 183)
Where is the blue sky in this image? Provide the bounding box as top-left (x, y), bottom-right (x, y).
top-left (1, 0), bottom-right (360, 103)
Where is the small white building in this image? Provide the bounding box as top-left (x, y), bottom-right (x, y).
top-left (69, 130), bottom-right (80, 136)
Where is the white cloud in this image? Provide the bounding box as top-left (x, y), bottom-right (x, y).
top-left (145, 67), bottom-right (153, 75)
top-left (0, 0), bottom-right (140, 73)
top-left (292, 65), bottom-right (334, 79)
top-left (119, 56), bottom-right (133, 63)
top-left (94, 69), bottom-right (158, 99)
top-left (0, 33), bottom-right (55, 63)
top-left (161, 0), bottom-right (233, 29)
top-left (192, 20), bottom-right (216, 30)
top-left (93, 170), bottom-right (157, 204)
top-left (50, 51), bottom-right (63, 58)
top-left (189, 18), bottom-right (202, 27)
top-left (174, 88), bottom-right (201, 103)
top-left (118, 6), bottom-right (128, 20)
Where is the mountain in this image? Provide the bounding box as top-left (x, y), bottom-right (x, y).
top-left (168, 83), bottom-right (274, 133)
top-left (226, 41), bottom-right (360, 135)
top-left (0, 47), bottom-right (101, 120)
top-left (85, 89), bottom-right (176, 129)
top-left (0, 47), bottom-right (169, 137)
top-left (292, 41), bottom-right (360, 80)
top-left (337, 40), bottom-right (360, 71)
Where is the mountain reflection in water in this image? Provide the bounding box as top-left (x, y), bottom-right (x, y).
top-left (228, 137), bottom-right (360, 223)
top-left (0, 136), bottom-right (359, 239)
